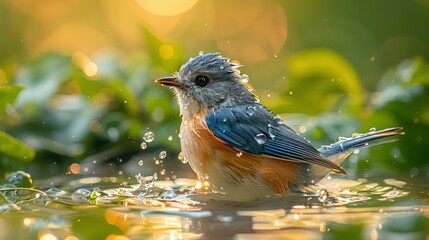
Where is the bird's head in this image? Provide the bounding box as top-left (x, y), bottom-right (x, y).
top-left (156, 53), bottom-right (257, 117)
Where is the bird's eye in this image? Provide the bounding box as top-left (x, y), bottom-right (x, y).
top-left (194, 75), bottom-right (210, 87)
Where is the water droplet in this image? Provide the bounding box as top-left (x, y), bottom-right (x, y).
top-left (159, 151), bottom-right (167, 159)
top-left (298, 126), bottom-right (307, 133)
top-left (199, 51), bottom-right (204, 55)
top-left (217, 215), bottom-right (234, 223)
top-left (246, 106), bottom-right (256, 115)
top-left (71, 188), bottom-right (91, 201)
top-left (155, 159), bottom-right (160, 165)
top-left (140, 142), bottom-right (147, 149)
top-left (369, 127), bottom-right (376, 132)
top-left (178, 152), bottom-right (188, 164)
top-left (268, 124), bottom-right (276, 139)
top-left (410, 167), bottom-right (419, 177)
top-left (236, 152), bottom-right (243, 157)
top-left (138, 160), bottom-right (144, 166)
top-left (143, 131), bottom-right (155, 142)
top-left (241, 74), bottom-right (249, 83)
top-left (220, 66), bottom-right (225, 70)
top-left (168, 135), bottom-right (173, 141)
top-left (318, 189), bottom-right (329, 202)
top-left (274, 116), bottom-right (284, 124)
top-left (170, 230), bottom-right (183, 240)
top-left (160, 169), bottom-right (166, 175)
top-left (274, 54), bottom-right (278, 58)
top-left (289, 91), bottom-right (293, 95)
top-left (254, 133), bottom-right (267, 145)
top-left (337, 136), bottom-right (347, 141)
top-left (108, 128), bottom-right (119, 141)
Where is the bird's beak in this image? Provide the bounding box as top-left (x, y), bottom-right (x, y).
top-left (155, 76), bottom-right (185, 89)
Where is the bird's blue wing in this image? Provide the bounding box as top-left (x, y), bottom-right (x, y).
top-left (206, 104), bottom-right (345, 173)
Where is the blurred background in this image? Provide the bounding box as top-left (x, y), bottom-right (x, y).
top-left (1, 0), bottom-right (428, 182)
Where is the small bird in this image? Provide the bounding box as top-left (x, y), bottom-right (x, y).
top-left (156, 53), bottom-right (403, 201)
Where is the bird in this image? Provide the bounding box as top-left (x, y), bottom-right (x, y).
top-left (155, 53), bottom-right (403, 201)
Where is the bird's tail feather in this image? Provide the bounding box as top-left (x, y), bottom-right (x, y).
top-left (303, 127), bottom-right (403, 186)
top-left (318, 127), bottom-right (404, 164)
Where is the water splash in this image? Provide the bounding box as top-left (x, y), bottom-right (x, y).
top-left (268, 124), bottom-right (276, 139)
top-left (318, 189), bottom-right (329, 202)
top-left (254, 133), bottom-right (268, 145)
top-left (143, 131), bottom-right (155, 143)
top-left (159, 151), bottom-right (167, 159)
top-left (246, 106), bottom-right (256, 115)
top-left (241, 74), bottom-right (249, 83)
top-left (178, 152), bottom-right (188, 164)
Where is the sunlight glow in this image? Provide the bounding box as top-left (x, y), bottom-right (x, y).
top-left (106, 235), bottom-right (130, 240)
top-left (215, 0), bottom-right (287, 61)
top-left (69, 163), bottom-right (81, 174)
top-left (23, 218), bottom-right (32, 226)
top-left (72, 52), bottom-right (98, 78)
top-left (39, 233), bottom-right (58, 240)
top-left (159, 44), bottom-right (174, 60)
top-left (84, 62), bottom-right (98, 77)
top-left (137, 0), bottom-right (199, 16)
top-left (64, 236), bottom-right (79, 240)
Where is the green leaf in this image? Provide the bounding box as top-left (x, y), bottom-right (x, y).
top-left (0, 131), bottom-right (35, 161)
top-left (143, 28), bottom-right (185, 72)
top-left (14, 53), bottom-right (73, 108)
top-left (109, 79), bottom-right (140, 117)
top-left (0, 85), bottom-right (23, 114)
top-left (284, 49), bottom-right (363, 115)
top-left (361, 57), bottom-right (429, 175)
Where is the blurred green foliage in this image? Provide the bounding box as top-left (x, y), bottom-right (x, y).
top-left (0, 85), bottom-right (35, 164)
top-left (280, 51), bottom-right (429, 178)
top-left (0, 32), bottom-right (184, 176)
top-left (0, 4), bottom-right (429, 176)
top-left (0, 29), bottom-right (428, 180)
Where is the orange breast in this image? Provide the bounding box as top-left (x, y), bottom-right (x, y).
top-left (180, 112), bottom-right (303, 196)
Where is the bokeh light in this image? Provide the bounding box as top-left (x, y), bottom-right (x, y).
top-left (214, 0), bottom-right (287, 61)
top-left (136, 0), bottom-right (199, 16)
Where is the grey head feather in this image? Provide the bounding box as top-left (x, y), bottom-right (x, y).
top-left (175, 53), bottom-right (257, 112)
top-left (181, 53), bottom-right (237, 75)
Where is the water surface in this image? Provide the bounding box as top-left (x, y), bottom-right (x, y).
top-left (1, 175), bottom-right (428, 240)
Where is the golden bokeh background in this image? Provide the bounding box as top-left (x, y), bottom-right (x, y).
top-left (1, 0), bottom-right (429, 178)
top-left (2, 0), bottom-right (428, 91)
top-left (4, 0), bottom-right (287, 62)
